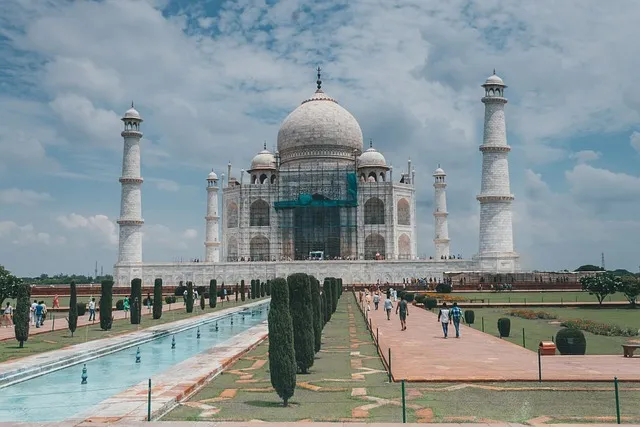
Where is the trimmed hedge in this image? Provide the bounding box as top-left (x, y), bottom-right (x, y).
top-left (425, 297), bottom-right (438, 310)
top-left (556, 328), bottom-right (587, 355)
top-left (497, 317), bottom-right (511, 337)
top-left (101, 279), bottom-right (114, 329)
top-left (464, 310), bottom-right (475, 325)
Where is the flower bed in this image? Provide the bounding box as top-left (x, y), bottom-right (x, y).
top-left (561, 319), bottom-right (639, 337)
top-left (508, 309), bottom-right (557, 320)
top-left (422, 293), bottom-right (467, 302)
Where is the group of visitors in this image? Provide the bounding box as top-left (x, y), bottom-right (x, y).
top-left (31, 300), bottom-right (48, 328)
top-left (362, 286), bottom-right (466, 338)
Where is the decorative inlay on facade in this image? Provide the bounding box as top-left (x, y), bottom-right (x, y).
top-left (479, 145), bottom-right (511, 152)
top-left (117, 219), bottom-right (144, 225)
top-left (119, 177), bottom-right (144, 184)
top-left (476, 195), bottom-right (515, 202)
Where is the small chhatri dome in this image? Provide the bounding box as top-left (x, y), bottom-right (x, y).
top-left (433, 165), bottom-right (446, 176)
top-left (484, 70), bottom-right (505, 86)
top-left (358, 140), bottom-right (387, 168)
top-left (207, 169), bottom-right (218, 180)
top-left (123, 101), bottom-right (142, 120)
top-left (250, 145), bottom-right (277, 170)
top-left (277, 67), bottom-right (364, 166)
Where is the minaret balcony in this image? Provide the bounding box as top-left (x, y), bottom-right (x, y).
top-left (117, 219), bottom-right (145, 225)
top-left (481, 96), bottom-right (508, 104)
top-left (479, 145), bottom-right (511, 153)
top-left (204, 241), bottom-right (221, 247)
top-left (433, 182), bottom-right (447, 188)
top-left (433, 211), bottom-right (448, 217)
top-left (205, 215), bottom-right (220, 220)
top-left (121, 130), bottom-right (143, 138)
top-left (119, 177), bottom-right (144, 184)
top-left (476, 194), bottom-right (514, 202)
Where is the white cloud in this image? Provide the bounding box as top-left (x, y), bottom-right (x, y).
top-left (147, 177), bottom-right (180, 192)
top-left (630, 131), bottom-right (640, 153)
top-left (183, 228), bottom-right (198, 239)
top-left (565, 164), bottom-right (640, 206)
top-left (0, 220), bottom-right (58, 246)
top-left (56, 213), bottom-right (118, 246)
top-left (0, 188), bottom-right (52, 205)
top-left (569, 150), bottom-right (601, 164)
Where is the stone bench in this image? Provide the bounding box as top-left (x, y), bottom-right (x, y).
top-left (622, 344), bottom-right (640, 358)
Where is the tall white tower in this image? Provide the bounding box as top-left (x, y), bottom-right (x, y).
top-left (204, 169), bottom-right (220, 262)
top-left (433, 165), bottom-right (450, 259)
top-left (117, 103), bottom-right (144, 264)
top-left (476, 72), bottom-right (519, 272)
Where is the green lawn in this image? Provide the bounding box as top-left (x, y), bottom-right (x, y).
top-left (447, 291), bottom-right (628, 304)
top-left (0, 297), bottom-right (264, 363)
top-left (464, 306), bottom-right (640, 354)
top-left (164, 293), bottom-right (640, 424)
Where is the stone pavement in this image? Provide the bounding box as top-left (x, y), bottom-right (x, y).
top-left (0, 422), bottom-right (627, 427)
top-left (0, 299), bottom-right (210, 342)
top-left (362, 298), bottom-right (640, 382)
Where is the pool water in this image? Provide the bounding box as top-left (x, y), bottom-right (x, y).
top-left (0, 304), bottom-right (268, 422)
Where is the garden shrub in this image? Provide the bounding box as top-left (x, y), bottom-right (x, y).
top-left (435, 283), bottom-right (452, 293)
top-left (497, 317), bottom-right (511, 337)
top-left (116, 299), bottom-right (125, 310)
top-left (268, 277), bottom-right (296, 406)
top-left (174, 283), bottom-right (186, 296)
top-left (464, 310), bottom-right (475, 325)
top-left (200, 294), bottom-right (205, 310)
top-left (76, 302), bottom-right (87, 316)
top-left (509, 309), bottom-right (557, 320)
top-left (404, 292), bottom-right (415, 303)
top-left (414, 294), bottom-right (425, 304)
top-left (556, 328), bottom-right (587, 355)
top-left (425, 297), bottom-right (438, 310)
top-left (560, 319), bottom-right (638, 337)
top-left (101, 279), bottom-right (114, 329)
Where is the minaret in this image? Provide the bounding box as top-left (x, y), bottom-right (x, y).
top-left (204, 170), bottom-right (220, 262)
top-left (433, 165), bottom-right (450, 259)
top-left (117, 103), bottom-right (144, 264)
top-left (476, 71), bottom-right (519, 271)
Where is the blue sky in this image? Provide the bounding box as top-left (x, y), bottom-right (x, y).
top-left (1, 0), bottom-right (640, 276)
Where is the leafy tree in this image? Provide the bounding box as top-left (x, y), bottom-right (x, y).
top-left (618, 275), bottom-right (640, 307)
top-left (68, 280), bottom-right (78, 336)
top-left (580, 273), bottom-right (619, 304)
top-left (130, 278), bottom-right (142, 324)
top-left (100, 279), bottom-right (114, 330)
top-left (309, 276), bottom-right (322, 353)
top-left (153, 278), bottom-right (163, 320)
top-left (323, 278), bottom-right (333, 323)
top-left (210, 280), bottom-right (217, 308)
top-left (611, 269), bottom-right (634, 277)
top-left (14, 283), bottom-right (30, 348)
top-left (0, 265), bottom-right (21, 307)
top-left (240, 280), bottom-right (246, 301)
top-left (186, 281), bottom-right (194, 313)
top-left (575, 265), bottom-right (605, 272)
top-left (268, 277), bottom-right (296, 406)
top-left (288, 273), bottom-right (314, 373)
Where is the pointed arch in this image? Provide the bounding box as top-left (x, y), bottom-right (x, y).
top-left (398, 233), bottom-right (411, 260)
top-left (250, 199), bottom-right (270, 226)
top-left (227, 236), bottom-right (238, 261)
top-left (364, 233), bottom-right (385, 260)
top-left (397, 198), bottom-right (410, 226)
top-left (227, 202), bottom-right (238, 228)
top-left (250, 235), bottom-right (270, 261)
top-left (364, 197), bottom-right (385, 225)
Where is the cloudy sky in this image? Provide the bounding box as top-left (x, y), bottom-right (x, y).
top-left (1, 0), bottom-right (639, 277)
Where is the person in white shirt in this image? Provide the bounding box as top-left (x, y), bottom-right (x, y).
top-left (30, 300), bottom-right (38, 325)
top-left (437, 302), bottom-right (453, 339)
top-left (2, 302), bottom-right (13, 327)
top-left (88, 298), bottom-right (96, 321)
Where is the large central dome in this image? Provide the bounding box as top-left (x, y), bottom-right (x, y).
top-left (277, 85), bottom-right (364, 166)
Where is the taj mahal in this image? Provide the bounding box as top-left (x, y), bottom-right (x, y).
top-left (113, 70), bottom-right (519, 286)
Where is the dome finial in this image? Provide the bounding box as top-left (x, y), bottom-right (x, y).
top-left (438, 163), bottom-right (440, 168)
top-left (369, 138), bottom-right (373, 148)
top-left (131, 100), bottom-right (134, 108)
top-left (263, 141), bottom-right (267, 150)
top-left (316, 66), bottom-right (322, 91)
top-left (493, 68), bottom-right (496, 75)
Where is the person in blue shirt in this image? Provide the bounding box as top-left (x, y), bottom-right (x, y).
top-left (450, 302), bottom-right (463, 338)
top-left (34, 301), bottom-right (44, 328)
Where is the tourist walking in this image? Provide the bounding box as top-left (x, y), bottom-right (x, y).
top-left (40, 301), bottom-right (47, 325)
top-left (383, 296), bottom-right (393, 320)
top-left (450, 302), bottom-right (463, 338)
top-left (373, 292), bottom-right (380, 310)
top-left (88, 298), bottom-right (96, 321)
top-left (437, 302), bottom-right (452, 338)
top-left (2, 302), bottom-right (13, 327)
top-left (34, 301), bottom-right (44, 328)
top-left (52, 295), bottom-right (60, 309)
top-left (30, 299), bottom-right (38, 326)
top-left (123, 296), bottom-right (130, 318)
top-left (395, 295), bottom-right (409, 331)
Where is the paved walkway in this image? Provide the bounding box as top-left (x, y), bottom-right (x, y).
top-left (0, 299), bottom-right (219, 342)
top-left (361, 298), bottom-right (640, 382)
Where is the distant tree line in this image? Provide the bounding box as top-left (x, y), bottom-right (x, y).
top-left (19, 273), bottom-right (113, 285)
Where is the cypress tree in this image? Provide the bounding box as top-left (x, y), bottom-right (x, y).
top-left (68, 280), bottom-right (78, 336)
top-left (200, 294), bottom-right (206, 310)
top-left (261, 281), bottom-right (265, 298)
top-left (268, 277), bottom-right (296, 406)
top-left (210, 279), bottom-right (217, 308)
top-left (186, 281), bottom-right (194, 313)
top-left (266, 280), bottom-right (271, 296)
top-left (235, 283), bottom-right (239, 302)
top-left (310, 276), bottom-right (322, 353)
top-left (338, 278), bottom-right (343, 297)
top-left (240, 280), bottom-right (246, 301)
top-left (320, 292), bottom-right (326, 327)
top-left (101, 279), bottom-right (114, 329)
top-left (288, 273), bottom-right (314, 373)
top-left (152, 278), bottom-right (162, 320)
top-left (323, 278), bottom-right (333, 323)
top-left (14, 283), bottom-right (30, 348)
top-left (130, 278), bottom-right (142, 324)
top-left (250, 280), bottom-right (254, 299)
top-left (331, 278), bottom-right (338, 313)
